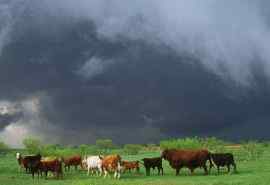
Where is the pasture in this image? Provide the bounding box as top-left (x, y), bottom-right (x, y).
top-left (1, 148), bottom-right (270, 185)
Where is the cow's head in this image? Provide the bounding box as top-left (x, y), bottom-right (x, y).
top-left (161, 149), bottom-right (170, 160)
top-left (98, 155), bottom-right (104, 160)
top-left (16, 152), bottom-right (21, 160)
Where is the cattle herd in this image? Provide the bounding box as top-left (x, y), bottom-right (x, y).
top-left (16, 149), bottom-right (237, 180)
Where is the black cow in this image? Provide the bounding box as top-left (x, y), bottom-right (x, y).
top-left (210, 153), bottom-right (237, 174)
top-left (24, 154), bottom-right (42, 179)
top-left (141, 157), bottom-right (163, 176)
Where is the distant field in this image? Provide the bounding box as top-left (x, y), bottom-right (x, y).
top-left (1, 149), bottom-right (270, 185)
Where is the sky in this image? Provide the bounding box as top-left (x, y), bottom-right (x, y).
top-left (0, 0), bottom-right (270, 147)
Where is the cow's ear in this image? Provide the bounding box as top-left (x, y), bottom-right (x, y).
top-left (99, 155), bottom-right (103, 160)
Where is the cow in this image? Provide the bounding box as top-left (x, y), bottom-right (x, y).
top-left (39, 158), bottom-right (63, 179)
top-left (210, 153), bottom-right (237, 174)
top-left (16, 152), bottom-right (30, 172)
top-left (161, 149), bottom-right (213, 176)
top-left (17, 153), bottom-right (42, 179)
top-left (121, 160), bottom-right (140, 173)
top-left (62, 155), bottom-right (82, 171)
top-left (141, 157), bottom-right (163, 176)
top-left (101, 154), bottom-right (122, 179)
top-left (84, 155), bottom-right (103, 176)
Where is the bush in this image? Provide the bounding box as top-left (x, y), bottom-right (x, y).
top-left (0, 141), bottom-right (9, 155)
top-left (240, 141), bottom-right (265, 161)
top-left (160, 137), bottom-right (202, 150)
top-left (202, 137), bottom-right (226, 153)
top-left (160, 137), bottom-right (227, 153)
top-left (123, 144), bottom-right (142, 155)
top-left (23, 137), bottom-right (42, 154)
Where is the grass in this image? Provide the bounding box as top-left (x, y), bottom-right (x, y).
top-left (1, 149), bottom-right (270, 185)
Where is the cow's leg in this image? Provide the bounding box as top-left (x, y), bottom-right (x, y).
top-left (87, 166), bottom-right (90, 176)
top-left (190, 168), bottom-right (194, 175)
top-left (217, 166), bottom-right (220, 174)
top-left (232, 162), bottom-right (237, 173)
top-left (104, 170), bottom-right (108, 178)
top-left (203, 165), bottom-right (208, 175)
top-left (227, 165), bottom-right (231, 173)
top-left (176, 168), bottom-right (180, 176)
top-left (161, 167), bottom-right (164, 175)
top-left (146, 167), bottom-right (150, 176)
top-left (114, 171), bottom-right (117, 178)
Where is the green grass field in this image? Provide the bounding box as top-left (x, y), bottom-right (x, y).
top-left (1, 150), bottom-right (270, 185)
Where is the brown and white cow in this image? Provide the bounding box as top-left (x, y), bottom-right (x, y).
top-left (62, 155), bottom-right (82, 171)
top-left (161, 149), bottom-right (213, 176)
top-left (101, 154), bottom-right (122, 179)
top-left (39, 158), bottom-right (63, 179)
top-left (16, 152), bottom-right (42, 178)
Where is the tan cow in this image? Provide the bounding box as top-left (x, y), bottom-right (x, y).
top-left (101, 154), bottom-right (122, 179)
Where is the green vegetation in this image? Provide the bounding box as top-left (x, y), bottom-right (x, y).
top-left (0, 141), bottom-right (9, 155)
top-left (22, 137), bottom-right (42, 154)
top-left (1, 138), bottom-right (270, 185)
top-left (123, 144), bottom-right (142, 155)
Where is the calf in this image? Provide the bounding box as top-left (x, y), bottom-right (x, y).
top-left (85, 155), bottom-right (103, 176)
top-left (122, 160), bottom-right (140, 173)
top-left (62, 155), bottom-right (82, 171)
top-left (210, 153), bottom-right (237, 174)
top-left (39, 159), bottom-right (63, 179)
top-left (101, 154), bottom-right (122, 179)
top-left (142, 157), bottom-right (163, 176)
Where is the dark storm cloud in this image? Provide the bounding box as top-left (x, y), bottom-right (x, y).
top-left (1, 0), bottom-right (270, 146)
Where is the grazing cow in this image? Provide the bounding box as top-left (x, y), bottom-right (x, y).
top-left (39, 158), bottom-right (63, 179)
top-left (161, 149), bottom-right (213, 176)
top-left (85, 155), bottom-right (103, 176)
top-left (101, 154), bottom-right (122, 179)
top-left (141, 157), bottom-right (163, 176)
top-left (210, 153), bottom-right (237, 174)
top-left (62, 155), bottom-right (82, 171)
top-left (122, 160), bottom-right (140, 173)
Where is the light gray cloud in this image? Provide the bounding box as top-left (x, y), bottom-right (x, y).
top-left (31, 0), bottom-right (270, 85)
top-left (76, 57), bottom-right (113, 79)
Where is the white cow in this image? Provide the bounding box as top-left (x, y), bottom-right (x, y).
top-left (85, 155), bottom-right (103, 176)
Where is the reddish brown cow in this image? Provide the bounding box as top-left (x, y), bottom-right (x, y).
top-left (101, 154), bottom-right (122, 179)
top-left (39, 159), bottom-right (63, 179)
top-left (122, 160), bottom-right (140, 173)
top-left (161, 149), bottom-right (213, 176)
top-left (62, 155), bottom-right (82, 171)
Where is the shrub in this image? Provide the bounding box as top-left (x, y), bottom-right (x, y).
top-left (241, 141), bottom-right (265, 161)
top-left (23, 137), bottom-right (42, 154)
top-left (160, 137), bottom-right (202, 150)
top-left (202, 137), bottom-right (226, 153)
top-left (160, 137), bottom-right (227, 153)
top-left (123, 144), bottom-right (142, 155)
top-left (0, 141), bottom-right (9, 155)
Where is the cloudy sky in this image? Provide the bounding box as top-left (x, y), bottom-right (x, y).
top-left (1, 0), bottom-right (270, 147)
